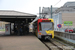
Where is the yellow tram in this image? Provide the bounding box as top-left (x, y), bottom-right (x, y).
top-left (33, 18), bottom-right (54, 39)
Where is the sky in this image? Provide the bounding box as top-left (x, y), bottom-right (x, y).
top-left (0, 0), bottom-right (75, 15)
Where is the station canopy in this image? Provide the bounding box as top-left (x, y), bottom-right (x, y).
top-left (0, 10), bottom-right (36, 23)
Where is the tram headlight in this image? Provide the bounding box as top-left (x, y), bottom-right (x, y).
top-left (38, 32), bottom-right (42, 35)
top-left (39, 33), bottom-right (42, 35)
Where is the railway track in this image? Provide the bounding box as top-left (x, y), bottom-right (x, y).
top-left (41, 39), bottom-right (73, 50)
top-left (42, 40), bottom-right (63, 50)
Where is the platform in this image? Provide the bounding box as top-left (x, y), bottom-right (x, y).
top-left (0, 31), bottom-right (5, 35)
top-left (0, 33), bottom-right (48, 50)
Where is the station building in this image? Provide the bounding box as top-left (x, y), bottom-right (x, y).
top-left (0, 10), bottom-right (36, 35)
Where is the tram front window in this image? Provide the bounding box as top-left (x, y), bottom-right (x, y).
top-left (41, 22), bottom-right (53, 30)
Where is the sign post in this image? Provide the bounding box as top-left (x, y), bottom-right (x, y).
top-left (57, 24), bottom-right (62, 28)
top-left (64, 21), bottom-right (73, 26)
top-left (64, 21), bottom-right (73, 32)
top-left (57, 24), bottom-right (62, 31)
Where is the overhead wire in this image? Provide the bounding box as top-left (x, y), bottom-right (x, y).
top-left (54, 0), bottom-right (61, 6)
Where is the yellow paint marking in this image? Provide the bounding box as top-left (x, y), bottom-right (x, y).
top-left (46, 30), bottom-right (54, 38)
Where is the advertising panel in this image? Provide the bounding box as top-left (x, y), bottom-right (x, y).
top-left (5, 24), bottom-right (10, 35)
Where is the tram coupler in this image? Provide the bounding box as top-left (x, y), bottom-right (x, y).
top-left (45, 36), bottom-right (51, 40)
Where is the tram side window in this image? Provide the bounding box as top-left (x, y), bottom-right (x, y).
top-left (39, 23), bottom-right (41, 31)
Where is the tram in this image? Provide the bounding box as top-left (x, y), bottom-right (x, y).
top-left (33, 18), bottom-right (54, 39)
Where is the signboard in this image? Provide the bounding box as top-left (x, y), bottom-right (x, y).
top-left (5, 24), bottom-right (10, 35)
top-left (57, 24), bottom-right (62, 28)
top-left (64, 21), bottom-right (72, 26)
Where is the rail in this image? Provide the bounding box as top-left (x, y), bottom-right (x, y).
top-left (41, 40), bottom-right (63, 50)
